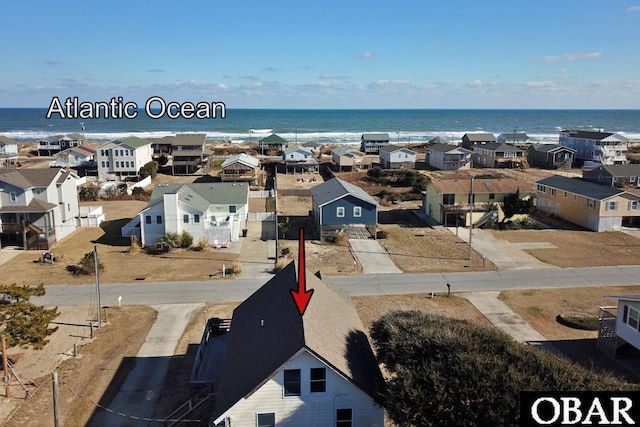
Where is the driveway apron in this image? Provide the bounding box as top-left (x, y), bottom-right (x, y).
top-left (349, 239), bottom-right (402, 274)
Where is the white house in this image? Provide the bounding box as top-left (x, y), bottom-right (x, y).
top-left (599, 295), bottom-right (640, 359)
top-left (331, 146), bottom-right (367, 171)
top-left (126, 182), bottom-right (250, 247)
top-left (53, 143), bottom-right (98, 168)
top-left (378, 145), bottom-right (416, 169)
top-left (196, 258), bottom-right (384, 426)
top-left (0, 136), bottom-right (19, 157)
top-left (428, 144), bottom-right (472, 170)
top-left (96, 136), bottom-right (153, 181)
top-left (0, 168), bottom-right (80, 249)
top-left (559, 129), bottom-right (628, 167)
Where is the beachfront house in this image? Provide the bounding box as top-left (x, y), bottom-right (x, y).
top-left (283, 145), bottom-right (319, 173)
top-left (0, 168), bottom-right (80, 249)
top-left (472, 143), bottom-right (526, 168)
top-left (37, 133), bottom-right (85, 156)
top-left (194, 258), bottom-right (384, 426)
top-left (535, 175), bottom-right (640, 231)
top-left (598, 295), bottom-right (640, 359)
top-left (220, 153), bottom-right (261, 184)
top-left (422, 173), bottom-right (533, 227)
top-left (96, 136), bottom-right (153, 181)
top-left (331, 147), bottom-right (367, 172)
top-left (378, 145), bottom-right (417, 169)
top-left (310, 178), bottom-right (379, 239)
top-left (259, 133), bottom-right (287, 154)
top-left (461, 132), bottom-right (496, 150)
top-left (582, 164), bottom-right (640, 188)
top-left (301, 141), bottom-right (322, 153)
top-left (497, 132), bottom-right (529, 145)
top-left (360, 133), bottom-right (390, 154)
top-left (428, 144), bottom-right (472, 171)
top-left (171, 133), bottom-right (206, 175)
top-left (527, 144), bottom-right (576, 170)
top-left (559, 129), bottom-right (628, 167)
top-left (123, 182), bottom-right (249, 247)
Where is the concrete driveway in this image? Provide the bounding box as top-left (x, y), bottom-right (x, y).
top-left (349, 239), bottom-right (402, 274)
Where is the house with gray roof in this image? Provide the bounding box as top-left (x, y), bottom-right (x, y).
top-left (360, 133), bottom-right (390, 154)
top-left (171, 133), bottom-right (206, 175)
top-left (472, 142), bottom-right (526, 168)
top-left (582, 164), bottom-right (640, 188)
top-left (559, 129), bottom-right (628, 166)
top-left (221, 153), bottom-right (261, 183)
top-left (536, 175), bottom-right (640, 231)
top-left (428, 144), bottom-right (472, 170)
top-left (37, 133), bottom-right (85, 156)
top-left (331, 146), bottom-right (367, 171)
top-left (283, 145), bottom-right (318, 173)
top-left (497, 131), bottom-right (529, 145)
top-left (461, 132), bottom-right (496, 149)
top-left (378, 145), bottom-right (417, 169)
top-left (0, 136), bottom-right (19, 158)
top-left (527, 144), bottom-right (576, 170)
top-left (197, 257), bottom-right (384, 426)
top-left (96, 136), bottom-right (153, 181)
top-left (0, 168), bottom-right (80, 249)
top-left (310, 178), bottom-right (378, 239)
top-left (124, 182), bottom-right (249, 246)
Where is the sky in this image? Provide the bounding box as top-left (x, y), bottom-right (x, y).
top-left (2, 0), bottom-right (640, 109)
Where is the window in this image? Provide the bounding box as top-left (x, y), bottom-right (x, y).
top-left (627, 306), bottom-right (639, 330)
top-left (9, 191), bottom-right (17, 203)
top-left (629, 201), bottom-right (640, 211)
top-left (353, 206), bottom-right (362, 218)
top-left (145, 215), bottom-right (151, 225)
top-left (573, 194), bottom-right (577, 201)
top-left (183, 214), bottom-right (189, 224)
top-left (194, 214), bottom-right (200, 223)
top-left (631, 176), bottom-right (637, 183)
top-left (442, 193), bottom-right (455, 205)
top-left (336, 408), bottom-right (353, 427)
top-left (156, 215), bottom-right (162, 224)
top-left (336, 206), bottom-right (345, 218)
top-left (587, 199), bottom-right (595, 209)
top-left (549, 188), bottom-right (556, 197)
top-left (115, 161), bottom-right (120, 168)
top-left (488, 193), bottom-right (495, 200)
top-left (606, 201), bottom-right (618, 211)
top-left (67, 203), bottom-right (71, 212)
top-left (563, 192), bottom-right (568, 198)
top-left (537, 184), bottom-right (546, 193)
top-left (310, 368), bottom-right (326, 393)
top-left (229, 205), bottom-right (237, 214)
top-left (257, 413), bottom-right (275, 427)
top-left (283, 369), bottom-right (301, 396)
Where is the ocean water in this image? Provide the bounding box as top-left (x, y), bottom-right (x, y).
top-left (1, 108), bottom-right (640, 145)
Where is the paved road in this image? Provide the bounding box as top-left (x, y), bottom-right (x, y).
top-left (33, 265), bottom-right (640, 307)
top-left (349, 239), bottom-right (402, 274)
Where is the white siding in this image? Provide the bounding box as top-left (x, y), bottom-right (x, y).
top-left (219, 350), bottom-right (383, 426)
top-left (140, 203), bottom-right (166, 246)
top-left (616, 300), bottom-right (640, 350)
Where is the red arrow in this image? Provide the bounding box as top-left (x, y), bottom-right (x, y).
top-left (290, 227), bottom-right (314, 316)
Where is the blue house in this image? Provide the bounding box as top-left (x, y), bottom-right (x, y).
top-left (310, 178), bottom-right (379, 239)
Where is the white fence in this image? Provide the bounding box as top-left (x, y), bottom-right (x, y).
top-left (127, 176), bottom-right (152, 194)
top-left (250, 190), bottom-right (273, 198)
top-left (247, 212), bottom-right (276, 221)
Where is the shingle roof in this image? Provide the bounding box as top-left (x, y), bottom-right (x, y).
top-left (0, 198), bottom-right (57, 213)
top-left (476, 142), bottom-right (525, 153)
top-left (283, 145), bottom-right (312, 156)
top-left (431, 176), bottom-right (533, 194)
top-left (378, 145), bottom-right (416, 155)
top-left (428, 136), bottom-right (451, 145)
top-left (529, 143), bottom-right (576, 153)
top-left (463, 132), bottom-right (496, 142)
top-left (595, 164), bottom-right (640, 177)
top-left (221, 153), bottom-right (260, 169)
top-left (332, 146), bottom-right (362, 156)
top-left (536, 175), bottom-right (626, 200)
top-left (561, 130), bottom-right (625, 141)
top-left (310, 178), bottom-right (378, 207)
top-left (212, 261), bottom-right (383, 421)
top-left (259, 133), bottom-right (287, 144)
top-left (361, 133), bottom-right (389, 141)
top-left (429, 143), bottom-right (471, 154)
top-left (172, 133), bottom-right (206, 147)
top-left (145, 182), bottom-right (249, 211)
top-left (0, 136), bottom-right (19, 145)
top-left (0, 168), bottom-right (63, 189)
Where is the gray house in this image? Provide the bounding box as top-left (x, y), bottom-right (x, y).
top-left (310, 178), bottom-right (378, 239)
top-left (527, 144), bottom-right (576, 170)
top-left (461, 132), bottom-right (496, 150)
top-left (360, 133), bottom-right (390, 154)
top-left (582, 164), bottom-right (640, 188)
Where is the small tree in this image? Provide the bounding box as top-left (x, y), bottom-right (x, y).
top-left (501, 190), bottom-right (534, 222)
top-left (180, 230), bottom-right (193, 248)
top-left (139, 160), bottom-right (159, 179)
top-left (78, 185), bottom-right (99, 201)
top-left (278, 217), bottom-right (290, 238)
top-left (0, 284), bottom-right (59, 349)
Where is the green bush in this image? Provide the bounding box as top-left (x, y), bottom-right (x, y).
top-left (180, 231), bottom-right (193, 248)
top-left (371, 310), bottom-right (638, 427)
top-left (556, 314), bottom-right (600, 331)
top-left (155, 232), bottom-right (181, 253)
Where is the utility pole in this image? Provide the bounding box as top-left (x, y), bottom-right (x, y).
top-left (94, 246), bottom-right (101, 327)
top-left (52, 371), bottom-right (60, 427)
top-left (2, 335), bottom-right (9, 397)
top-left (468, 174), bottom-right (474, 261)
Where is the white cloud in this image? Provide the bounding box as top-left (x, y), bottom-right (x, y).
top-left (523, 81), bottom-right (557, 89)
top-left (466, 79), bottom-right (483, 87)
top-left (625, 5), bottom-right (640, 12)
top-left (358, 52), bottom-right (374, 59)
top-left (541, 52), bottom-right (601, 62)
